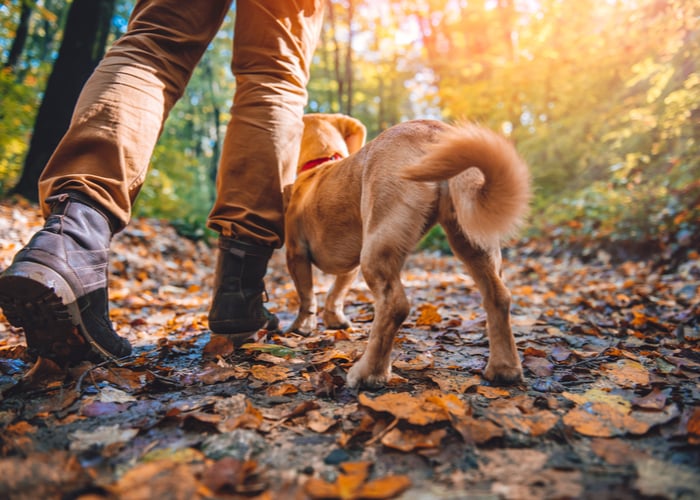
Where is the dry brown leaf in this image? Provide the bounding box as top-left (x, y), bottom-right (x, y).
top-left (250, 364), bottom-right (290, 384)
top-left (109, 460), bottom-right (201, 499)
top-left (304, 460), bottom-right (411, 500)
top-left (201, 458), bottom-right (264, 496)
top-left (428, 372), bottom-right (481, 394)
top-left (589, 438), bottom-right (638, 465)
top-left (476, 386), bottom-right (510, 399)
top-left (601, 359), bottom-right (650, 388)
top-left (381, 427), bottom-right (447, 452)
top-left (197, 365), bottom-right (248, 385)
top-left (358, 392), bottom-right (449, 426)
top-left (425, 391), bottom-right (469, 418)
top-left (216, 396), bottom-right (264, 432)
top-left (306, 409), bottom-right (337, 433)
top-left (688, 407), bottom-right (700, 444)
top-left (563, 402), bottom-right (649, 437)
top-left (266, 383), bottom-right (299, 397)
top-left (310, 370), bottom-right (336, 397)
top-left (451, 415), bottom-right (504, 444)
top-left (631, 387), bottom-right (669, 410)
top-left (355, 475), bottom-right (412, 499)
top-left (392, 354), bottom-right (433, 371)
top-left (485, 395), bottom-right (559, 437)
top-left (415, 303), bottom-right (442, 326)
top-left (202, 335), bottom-right (234, 358)
top-left (523, 356), bottom-right (553, 377)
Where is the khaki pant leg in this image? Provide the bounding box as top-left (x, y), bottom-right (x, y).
top-left (38, 0), bottom-right (232, 229)
top-left (207, 0), bottom-right (325, 247)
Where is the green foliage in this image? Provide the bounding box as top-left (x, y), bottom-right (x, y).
top-left (417, 225), bottom-right (451, 254)
top-left (0, 0), bottom-right (697, 255)
top-left (0, 68), bottom-right (39, 195)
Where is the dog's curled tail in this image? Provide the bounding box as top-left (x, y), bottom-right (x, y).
top-left (401, 123), bottom-right (531, 249)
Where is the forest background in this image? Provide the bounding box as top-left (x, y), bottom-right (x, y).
top-left (0, 0), bottom-right (698, 259)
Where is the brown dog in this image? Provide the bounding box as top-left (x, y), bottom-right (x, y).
top-left (284, 113), bottom-right (531, 388)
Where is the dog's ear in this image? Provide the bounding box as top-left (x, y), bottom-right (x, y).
top-left (333, 115), bottom-right (367, 154)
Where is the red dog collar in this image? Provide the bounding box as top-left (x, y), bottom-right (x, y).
top-left (300, 153), bottom-right (343, 173)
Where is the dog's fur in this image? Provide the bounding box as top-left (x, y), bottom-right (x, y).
top-left (285, 113), bottom-right (531, 388)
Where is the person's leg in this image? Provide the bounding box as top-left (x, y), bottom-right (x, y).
top-left (39, 0), bottom-right (233, 227)
top-left (0, 0), bottom-right (232, 364)
top-left (207, 0), bottom-right (324, 341)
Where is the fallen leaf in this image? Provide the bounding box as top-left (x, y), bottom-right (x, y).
top-left (687, 407), bottom-right (700, 444)
top-left (393, 354), bottom-right (433, 371)
top-left (98, 386), bottom-right (137, 403)
top-left (142, 447), bottom-right (205, 464)
top-left (0, 452), bottom-right (91, 498)
top-left (69, 425), bottom-right (139, 451)
top-left (381, 427), bottom-right (447, 452)
top-left (428, 372), bottom-right (481, 394)
top-left (306, 409), bottom-right (337, 433)
top-left (477, 386), bottom-right (510, 399)
top-left (304, 460), bottom-right (411, 500)
top-left (589, 438), bottom-right (638, 465)
top-left (81, 401), bottom-right (129, 417)
top-left (108, 460), bottom-right (200, 499)
top-left (250, 364), bottom-right (290, 384)
top-left (451, 415), bottom-right (504, 444)
top-left (415, 303), bottom-right (442, 326)
top-left (358, 392), bottom-right (449, 426)
top-left (201, 457), bottom-right (265, 496)
top-left (523, 356), bottom-right (553, 377)
top-left (266, 383), bottom-right (299, 397)
top-left (215, 395), bottom-right (263, 432)
top-left (631, 387), bottom-right (669, 410)
top-left (202, 335), bottom-right (234, 358)
top-left (241, 342), bottom-right (296, 358)
top-left (601, 359), bottom-right (650, 388)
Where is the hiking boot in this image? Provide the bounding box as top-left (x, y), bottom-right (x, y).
top-left (208, 237), bottom-right (279, 345)
top-left (0, 192), bottom-right (132, 365)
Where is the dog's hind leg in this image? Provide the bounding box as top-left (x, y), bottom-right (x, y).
top-left (347, 238), bottom-right (412, 388)
top-left (323, 268), bottom-right (359, 329)
top-left (442, 219), bottom-right (523, 384)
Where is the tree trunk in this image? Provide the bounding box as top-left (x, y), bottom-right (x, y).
top-left (326, 0), bottom-right (344, 113)
top-left (345, 0), bottom-right (354, 115)
top-left (3, 0), bottom-right (33, 72)
top-left (11, 0), bottom-right (117, 202)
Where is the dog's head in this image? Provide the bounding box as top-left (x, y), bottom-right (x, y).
top-left (298, 114), bottom-right (367, 174)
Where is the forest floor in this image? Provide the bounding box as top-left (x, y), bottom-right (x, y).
top-left (0, 198), bottom-right (698, 499)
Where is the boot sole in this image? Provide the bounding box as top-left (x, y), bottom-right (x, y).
top-left (210, 318), bottom-right (280, 347)
top-left (0, 261), bottom-right (119, 365)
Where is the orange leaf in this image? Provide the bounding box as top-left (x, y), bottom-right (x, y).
top-left (428, 372), bottom-right (481, 394)
top-left (415, 303), bottom-right (442, 326)
top-left (304, 477), bottom-right (341, 499)
top-left (476, 386), bottom-right (510, 399)
top-left (601, 359), bottom-right (650, 388)
top-left (688, 407), bottom-right (700, 439)
top-left (358, 392), bottom-right (449, 425)
top-left (266, 383), bottom-right (299, 397)
top-left (357, 475), bottom-right (412, 499)
top-left (381, 427), bottom-right (447, 452)
top-left (250, 364), bottom-right (290, 383)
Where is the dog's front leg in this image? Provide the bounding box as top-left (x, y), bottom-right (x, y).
top-left (285, 246), bottom-right (317, 335)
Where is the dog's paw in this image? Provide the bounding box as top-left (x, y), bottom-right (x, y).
top-left (286, 315), bottom-right (317, 336)
top-left (346, 359), bottom-right (391, 389)
top-left (322, 310), bottom-right (351, 330)
top-left (483, 361), bottom-right (524, 386)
